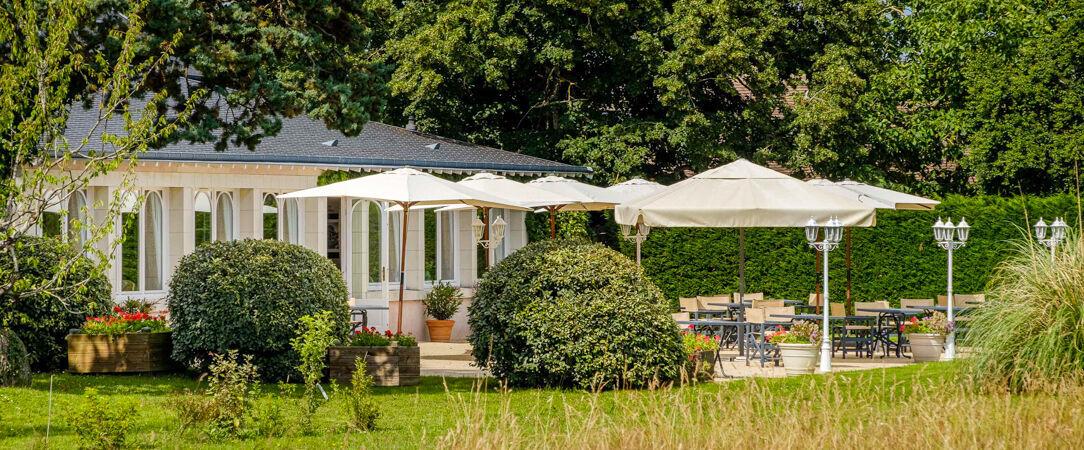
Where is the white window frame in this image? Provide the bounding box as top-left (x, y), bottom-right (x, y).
top-left (432, 210), bottom-right (460, 286)
top-left (118, 188), bottom-right (169, 295)
top-left (278, 197), bottom-right (304, 245)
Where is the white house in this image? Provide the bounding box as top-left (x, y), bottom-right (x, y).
top-left (41, 107), bottom-right (591, 340)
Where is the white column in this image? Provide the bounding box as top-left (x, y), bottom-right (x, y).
top-left (238, 188), bottom-right (258, 240)
top-left (405, 209), bottom-right (424, 290)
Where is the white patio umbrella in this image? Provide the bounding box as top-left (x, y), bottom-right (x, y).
top-left (607, 179), bottom-right (666, 264)
top-left (527, 176), bottom-right (623, 238)
top-left (279, 168), bottom-right (528, 333)
top-left (616, 159), bottom-right (876, 364)
top-left (807, 179), bottom-right (939, 308)
top-left (428, 172), bottom-right (578, 266)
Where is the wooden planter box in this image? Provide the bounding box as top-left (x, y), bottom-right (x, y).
top-left (328, 345), bottom-right (420, 387)
top-left (67, 332), bottom-right (173, 373)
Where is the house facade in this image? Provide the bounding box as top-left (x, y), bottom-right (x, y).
top-left (42, 113), bottom-right (590, 340)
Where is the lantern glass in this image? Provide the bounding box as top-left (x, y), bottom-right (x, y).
top-left (620, 223), bottom-right (632, 237)
top-left (491, 216), bottom-right (508, 243)
top-left (471, 217), bottom-right (485, 242)
top-left (829, 217), bottom-right (843, 243)
top-left (1052, 218), bottom-right (1068, 240)
top-left (1034, 217), bottom-right (1048, 240)
top-left (956, 217), bottom-right (970, 243)
top-left (636, 223), bottom-right (651, 237)
top-left (805, 217), bottom-right (819, 243)
top-left (933, 217), bottom-right (946, 242)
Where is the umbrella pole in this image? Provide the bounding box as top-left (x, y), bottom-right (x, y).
top-left (396, 203), bottom-right (411, 334)
top-left (549, 207), bottom-right (557, 239)
top-left (845, 228), bottom-right (852, 315)
top-left (483, 207), bottom-right (491, 268)
top-left (738, 227), bottom-right (746, 357)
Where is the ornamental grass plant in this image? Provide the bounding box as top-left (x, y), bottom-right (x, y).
top-left (965, 231), bottom-right (1084, 393)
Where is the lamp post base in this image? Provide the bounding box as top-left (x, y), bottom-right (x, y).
top-left (818, 340), bottom-right (832, 373)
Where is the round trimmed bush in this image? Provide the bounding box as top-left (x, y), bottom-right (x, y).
top-left (169, 239), bottom-right (349, 380)
top-left (0, 235), bottom-right (111, 371)
top-left (0, 328), bottom-right (31, 387)
top-left (469, 239), bottom-right (686, 389)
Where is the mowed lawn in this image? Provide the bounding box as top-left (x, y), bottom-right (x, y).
top-left (1, 362), bottom-right (1081, 448)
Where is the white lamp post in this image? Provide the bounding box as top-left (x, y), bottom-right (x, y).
top-left (472, 215), bottom-right (508, 266)
top-left (933, 216), bottom-right (969, 361)
top-left (620, 222), bottom-right (651, 264)
top-left (1035, 217), bottom-right (1070, 262)
top-left (806, 216), bottom-right (842, 373)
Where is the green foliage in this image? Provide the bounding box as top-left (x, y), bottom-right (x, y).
top-left (291, 311), bottom-right (337, 434)
top-left (631, 194), bottom-right (1082, 305)
top-left (0, 328), bottom-right (30, 387)
top-left (423, 282), bottom-right (462, 320)
top-left (205, 351), bottom-right (261, 440)
top-left (168, 239), bottom-right (349, 381)
top-left (82, 0), bottom-right (390, 151)
top-left (966, 233), bottom-right (1084, 392)
top-left (345, 357), bottom-right (380, 431)
top-left (0, 236), bottom-right (111, 370)
top-left (250, 392), bottom-right (290, 439)
top-left (469, 240), bottom-right (687, 389)
top-left (66, 388), bottom-right (135, 450)
top-left (869, 0), bottom-right (1084, 194)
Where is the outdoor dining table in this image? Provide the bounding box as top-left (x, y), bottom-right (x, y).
top-left (856, 307), bottom-right (927, 358)
top-left (349, 305), bottom-right (390, 332)
top-left (677, 319), bottom-right (792, 363)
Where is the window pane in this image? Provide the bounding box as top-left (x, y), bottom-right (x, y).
top-left (194, 192), bottom-right (211, 246)
top-left (424, 209), bottom-right (437, 281)
top-left (388, 209), bottom-right (400, 283)
top-left (263, 194), bottom-right (278, 239)
top-left (284, 199), bottom-right (299, 244)
top-left (215, 193), bottom-right (234, 241)
top-left (350, 201), bottom-right (366, 296)
top-left (67, 191), bottom-right (86, 249)
top-left (121, 212), bottom-right (139, 291)
top-left (440, 212), bottom-right (455, 281)
top-left (368, 202), bottom-right (382, 284)
top-left (144, 192), bottom-right (163, 290)
top-left (42, 212), bottom-right (62, 237)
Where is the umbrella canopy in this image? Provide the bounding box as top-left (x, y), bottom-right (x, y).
top-left (278, 167), bottom-right (527, 334)
top-left (606, 178), bottom-right (666, 203)
top-left (422, 173), bottom-right (578, 212)
top-left (616, 159), bottom-right (877, 227)
top-left (807, 179), bottom-right (939, 211)
top-left (527, 176), bottom-right (623, 211)
top-left (279, 168), bottom-right (527, 210)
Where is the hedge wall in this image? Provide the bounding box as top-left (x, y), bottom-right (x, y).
top-left (621, 195), bottom-right (1081, 305)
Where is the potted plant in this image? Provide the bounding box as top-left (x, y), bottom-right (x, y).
top-left (681, 328), bottom-right (720, 381)
top-left (423, 282), bottom-right (462, 342)
top-left (67, 306), bottom-right (172, 373)
top-left (901, 312), bottom-right (953, 362)
top-left (328, 327), bottom-right (420, 386)
top-left (767, 321), bottom-right (822, 376)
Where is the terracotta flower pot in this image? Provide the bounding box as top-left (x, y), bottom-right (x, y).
top-left (907, 333), bottom-right (945, 362)
top-left (778, 342), bottom-right (820, 376)
top-left (426, 319), bottom-right (455, 342)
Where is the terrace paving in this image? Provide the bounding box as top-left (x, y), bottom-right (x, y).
top-left (419, 342), bottom-right (917, 380)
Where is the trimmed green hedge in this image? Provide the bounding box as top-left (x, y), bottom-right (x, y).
top-left (622, 195), bottom-right (1080, 305)
top-left (169, 239), bottom-right (349, 381)
top-left (469, 239), bottom-right (686, 389)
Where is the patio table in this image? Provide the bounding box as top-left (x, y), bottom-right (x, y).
top-left (349, 305), bottom-right (390, 332)
top-left (856, 307), bottom-right (924, 358)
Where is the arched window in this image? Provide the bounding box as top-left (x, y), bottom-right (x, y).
top-left (368, 201), bottom-right (382, 285)
top-left (143, 191), bottom-right (164, 291)
top-left (387, 207), bottom-right (401, 283)
top-left (119, 190), bottom-right (165, 292)
top-left (282, 198), bottom-right (300, 244)
top-left (262, 194), bottom-right (278, 239)
top-left (40, 190), bottom-right (63, 237)
top-left (66, 190), bottom-right (87, 249)
top-left (425, 209), bottom-right (458, 283)
top-left (215, 192), bottom-right (234, 241)
top-left (194, 191), bottom-right (211, 247)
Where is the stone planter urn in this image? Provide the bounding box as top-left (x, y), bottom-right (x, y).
top-left (778, 342), bottom-right (820, 376)
top-left (425, 319), bottom-right (454, 342)
top-left (907, 333), bottom-right (945, 362)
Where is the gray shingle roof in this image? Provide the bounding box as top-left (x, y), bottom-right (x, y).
top-left (64, 102), bottom-right (592, 176)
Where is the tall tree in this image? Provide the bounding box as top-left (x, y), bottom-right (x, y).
top-left (871, 0), bottom-right (1084, 195)
top-left (80, 0), bottom-right (392, 151)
